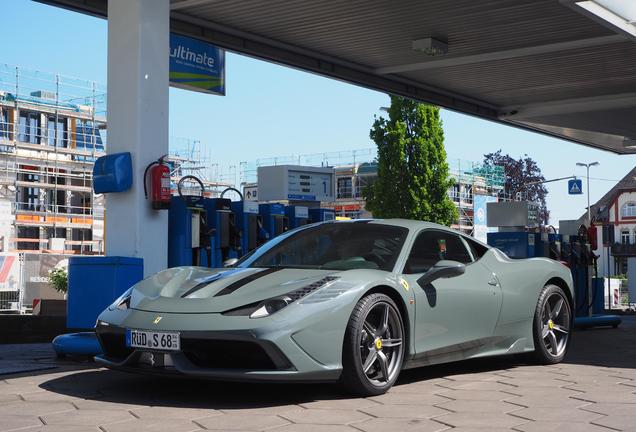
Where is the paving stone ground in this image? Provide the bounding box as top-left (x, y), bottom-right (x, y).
top-left (0, 316), bottom-right (635, 432)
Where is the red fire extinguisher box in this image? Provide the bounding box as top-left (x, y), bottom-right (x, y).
top-left (67, 256), bottom-right (143, 329)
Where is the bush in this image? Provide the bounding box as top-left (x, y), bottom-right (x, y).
top-left (49, 268), bottom-right (68, 294)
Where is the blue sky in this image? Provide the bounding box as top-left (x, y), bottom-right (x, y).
top-left (4, 0), bottom-right (636, 224)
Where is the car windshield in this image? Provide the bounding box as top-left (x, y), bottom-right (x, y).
top-left (237, 222), bottom-right (408, 271)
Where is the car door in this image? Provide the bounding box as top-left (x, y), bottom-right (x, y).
top-left (400, 229), bottom-right (502, 357)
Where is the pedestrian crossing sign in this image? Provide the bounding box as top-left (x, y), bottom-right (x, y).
top-left (568, 179), bottom-right (583, 195)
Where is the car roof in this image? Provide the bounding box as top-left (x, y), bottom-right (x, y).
top-left (325, 218), bottom-right (491, 248)
top-left (332, 218), bottom-right (450, 231)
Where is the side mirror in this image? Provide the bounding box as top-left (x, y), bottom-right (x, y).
top-left (223, 258), bottom-right (238, 268)
top-left (416, 260), bottom-right (465, 287)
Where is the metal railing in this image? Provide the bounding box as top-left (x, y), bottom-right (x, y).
top-left (336, 185), bottom-right (364, 199)
top-left (610, 242), bottom-right (636, 256)
top-left (0, 119), bottom-right (106, 157)
top-left (0, 290), bottom-right (21, 312)
top-left (13, 201), bottom-right (94, 216)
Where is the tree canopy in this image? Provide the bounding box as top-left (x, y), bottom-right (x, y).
top-left (483, 150), bottom-right (550, 224)
top-left (364, 96), bottom-right (457, 225)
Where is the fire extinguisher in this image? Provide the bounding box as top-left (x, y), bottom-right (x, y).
top-left (588, 221), bottom-right (598, 251)
top-left (143, 155), bottom-right (171, 210)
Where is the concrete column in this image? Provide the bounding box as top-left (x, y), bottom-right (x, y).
top-left (106, 0), bottom-right (170, 276)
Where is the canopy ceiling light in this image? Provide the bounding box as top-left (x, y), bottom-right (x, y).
top-left (623, 137), bottom-right (636, 148)
top-left (569, 0), bottom-right (636, 39)
top-left (412, 37), bottom-right (448, 56)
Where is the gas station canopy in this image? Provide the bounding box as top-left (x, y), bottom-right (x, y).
top-left (42, 0), bottom-right (636, 153)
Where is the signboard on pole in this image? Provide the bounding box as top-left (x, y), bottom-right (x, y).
top-left (473, 195), bottom-right (498, 243)
top-left (568, 179), bottom-right (583, 195)
top-left (257, 165), bottom-right (335, 202)
top-left (169, 33), bottom-right (225, 96)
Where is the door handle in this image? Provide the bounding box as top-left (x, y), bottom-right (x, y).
top-left (488, 277), bottom-right (498, 286)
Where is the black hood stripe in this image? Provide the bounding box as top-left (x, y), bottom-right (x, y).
top-left (180, 268), bottom-right (248, 298)
top-left (214, 267), bottom-right (284, 297)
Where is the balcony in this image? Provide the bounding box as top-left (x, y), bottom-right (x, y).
top-left (610, 242), bottom-right (636, 256)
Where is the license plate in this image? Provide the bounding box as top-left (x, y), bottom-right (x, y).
top-left (125, 329), bottom-right (180, 351)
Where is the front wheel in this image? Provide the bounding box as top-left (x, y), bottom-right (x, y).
top-left (340, 293), bottom-right (405, 396)
top-left (530, 284), bottom-right (572, 364)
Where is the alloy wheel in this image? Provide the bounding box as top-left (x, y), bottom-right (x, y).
top-left (541, 292), bottom-right (571, 357)
top-left (359, 301), bottom-right (403, 387)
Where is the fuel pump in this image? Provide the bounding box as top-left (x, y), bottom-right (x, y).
top-left (561, 228), bottom-right (620, 329)
top-left (486, 231), bottom-right (538, 258)
top-left (143, 155), bottom-right (171, 210)
top-left (202, 192), bottom-right (242, 268)
top-left (231, 200), bottom-right (267, 255)
top-left (285, 205), bottom-right (310, 229)
top-left (259, 203), bottom-right (288, 239)
top-left (537, 226), bottom-right (562, 260)
top-left (168, 175), bottom-right (211, 267)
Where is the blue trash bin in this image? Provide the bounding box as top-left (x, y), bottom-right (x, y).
top-left (67, 256), bottom-right (143, 329)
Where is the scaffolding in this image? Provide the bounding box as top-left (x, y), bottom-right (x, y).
top-left (0, 64), bottom-right (106, 254)
top-left (168, 136), bottom-right (235, 197)
top-left (0, 64), bottom-right (222, 254)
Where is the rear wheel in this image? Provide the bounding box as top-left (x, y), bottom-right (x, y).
top-left (340, 293), bottom-right (405, 396)
top-left (530, 284), bottom-right (572, 364)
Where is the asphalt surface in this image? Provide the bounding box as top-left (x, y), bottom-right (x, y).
top-left (0, 316), bottom-right (635, 432)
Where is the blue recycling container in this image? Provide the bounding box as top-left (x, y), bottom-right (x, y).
top-left (67, 256), bottom-right (143, 329)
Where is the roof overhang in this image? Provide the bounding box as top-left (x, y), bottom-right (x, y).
top-left (38, 0), bottom-right (636, 154)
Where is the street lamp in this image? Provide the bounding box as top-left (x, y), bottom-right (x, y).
top-left (576, 161), bottom-right (599, 225)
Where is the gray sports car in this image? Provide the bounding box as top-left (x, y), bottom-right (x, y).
top-left (95, 219), bottom-right (574, 395)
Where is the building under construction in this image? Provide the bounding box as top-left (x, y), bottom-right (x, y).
top-left (0, 65), bottom-right (231, 256)
top-left (0, 65), bottom-right (107, 254)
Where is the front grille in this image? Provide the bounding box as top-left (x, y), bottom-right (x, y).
top-left (181, 339), bottom-right (278, 370)
top-left (97, 330), bottom-right (133, 360)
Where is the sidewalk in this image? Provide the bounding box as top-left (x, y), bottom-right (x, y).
top-left (0, 317), bottom-right (634, 431)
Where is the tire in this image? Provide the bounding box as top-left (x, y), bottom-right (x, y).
top-left (340, 293), bottom-right (405, 396)
top-left (530, 284), bottom-right (572, 364)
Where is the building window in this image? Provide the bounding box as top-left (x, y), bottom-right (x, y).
top-left (18, 171), bottom-right (40, 211)
top-left (18, 111), bottom-right (40, 144)
top-left (0, 109), bottom-right (8, 139)
top-left (76, 120), bottom-right (104, 152)
top-left (622, 202), bottom-right (636, 218)
top-left (460, 184), bottom-right (473, 202)
top-left (17, 226), bottom-right (39, 251)
top-left (621, 230), bottom-right (631, 244)
top-left (47, 116), bottom-right (67, 147)
top-left (449, 184), bottom-right (460, 202)
top-left (337, 177), bottom-right (353, 199)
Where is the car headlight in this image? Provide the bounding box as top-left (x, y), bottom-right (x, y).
top-left (249, 296), bottom-right (293, 319)
top-left (222, 276), bottom-right (339, 318)
top-left (108, 287), bottom-right (133, 311)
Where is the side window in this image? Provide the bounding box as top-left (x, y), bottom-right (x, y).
top-left (404, 230), bottom-right (473, 274)
top-left (463, 237), bottom-right (489, 260)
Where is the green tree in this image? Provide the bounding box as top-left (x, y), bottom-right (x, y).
top-left (482, 150), bottom-right (550, 224)
top-left (364, 96), bottom-right (457, 225)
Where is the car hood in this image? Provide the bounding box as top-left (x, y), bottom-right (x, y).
top-left (129, 266), bottom-right (342, 314)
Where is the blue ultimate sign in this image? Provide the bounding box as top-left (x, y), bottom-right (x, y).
top-left (169, 33), bottom-right (225, 96)
top-left (568, 179), bottom-right (583, 195)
